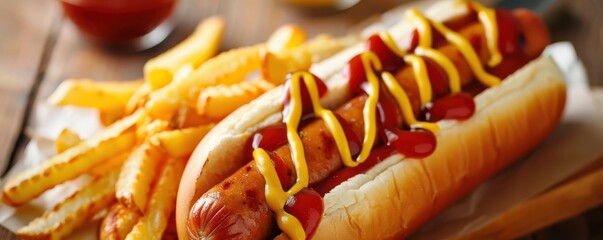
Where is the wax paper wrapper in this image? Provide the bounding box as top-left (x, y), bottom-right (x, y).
top-left (0, 106), bottom-right (104, 239)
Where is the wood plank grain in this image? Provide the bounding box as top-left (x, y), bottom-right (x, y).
top-left (0, 0), bottom-right (62, 174)
top-left (198, 0), bottom-right (404, 50)
top-left (0, 225), bottom-right (17, 240)
top-left (549, 0), bottom-right (603, 86)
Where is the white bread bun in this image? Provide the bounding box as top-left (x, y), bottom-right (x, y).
top-left (314, 56), bottom-right (566, 239)
top-left (176, 2), bottom-right (472, 238)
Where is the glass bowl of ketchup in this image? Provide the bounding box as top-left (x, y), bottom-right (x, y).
top-left (60, 0), bottom-right (178, 51)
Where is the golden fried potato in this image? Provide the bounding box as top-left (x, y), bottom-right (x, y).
top-left (115, 144), bottom-right (164, 213)
top-left (55, 129), bottom-right (82, 154)
top-left (125, 82), bottom-right (152, 115)
top-left (267, 24), bottom-right (307, 52)
top-left (125, 158), bottom-right (186, 240)
top-left (262, 34), bottom-right (360, 84)
top-left (2, 111), bottom-right (143, 206)
top-left (197, 79), bottom-right (274, 118)
top-left (150, 123), bottom-right (215, 158)
top-left (144, 16), bottom-right (226, 90)
top-left (89, 152), bottom-right (129, 177)
top-left (99, 203), bottom-right (141, 240)
top-left (136, 118), bottom-right (171, 142)
top-left (16, 170), bottom-right (119, 240)
top-left (170, 106), bottom-right (215, 129)
top-left (99, 107), bottom-right (125, 126)
top-left (297, 33), bottom-right (360, 62)
top-left (261, 50), bottom-right (311, 84)
top-left (145, 44), bottom-right (265, 120)
top-left (47, 79), bottom-right (143, 111)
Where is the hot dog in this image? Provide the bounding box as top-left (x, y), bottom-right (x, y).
top-left (176, 1), bottom-right (566, 239)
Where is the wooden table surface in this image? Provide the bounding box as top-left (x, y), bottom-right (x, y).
top-left (0, 0), bottom-right (602, 239)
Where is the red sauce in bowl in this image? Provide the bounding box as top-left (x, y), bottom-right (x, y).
top-left (61, 0), bottom-right (177, 44)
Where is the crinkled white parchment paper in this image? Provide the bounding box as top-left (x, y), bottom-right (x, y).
top-left (0, 106), bottom-right (104, 239)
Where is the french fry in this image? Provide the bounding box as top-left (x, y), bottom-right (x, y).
top-left (16, 170), bottom-right (119, 240)
top-left (145, 44), bottom-right (265, 120)
top-left (125, 158), bottom-right (186, 240)
top-left (2, 110), bottom-right (143, 206)
top-left (89, 152), bottom-right (129, 177)
top-left (55, 129), bottom-right (82, 154)
top-left (177, 44), bottom-right (265, 89)
top-left (197, 79), bottom-right (274, 118)
top-left (145, 24), bottom-right (313, 119)
top-left (136, 117), bottom-right (171, 141)
top-left (99, 203), bottom-right (141, 240)
top-left (144, 16), bottom-right (226, 90)
top-left (115, 144), bottom-right (164, 212)
top-left (261, 50), bottom-right (311, 84)
top-left (150, 124), bottom-right (215, 158)
top-left (99, 107), bottom-right (125, 126)
top-left (47, 79), bottom-right (143, 111)
top-left (171, 106), bottom-right (215, 129)
top-left (267, 24), bottom-right (307, 52)
top-left (297, 33), bottom-right (360, 62)
top-left (261, 34), bottom-right (360, 84)
top-left (172, 63), bottom-right (195, 84)
top-left (125, 82), bottom-right (152, 115)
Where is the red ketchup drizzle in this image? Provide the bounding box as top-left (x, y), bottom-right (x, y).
top-left (283, 188), bottom-right (324, 239)
top-left (421, 93), bottom-right (476, 122)
top-left (385, 129), bottom-right (436, 158)
top-left (376, 90), bottom-right (402, 143)
top-left (429, 28), bottom-right (448, 49)
top-left (312, 129), bottom-right (436, 196)
top-left (407, 30), bottom-right (420, 52)
top-left (346, 51), bottom-right (440, 159)
top-left (334, 114), bottom-right (362, 158)
top-left (313, 147), bottom-right (397, 196)
top-left (248, 125), bottom-right (288, 152)
top-left (495, 9), bottom-right (522, 57)
top-left (366, 34), bottom-right (405, 73)
top-left (267, 151), bottom-right (291, 190)
top-left (488, 51), bottom-right (528, 79)
top-left (444, 9), bottom-right (478, 31)
top-left (346, 54), bottom-right (374, 95)
top-left (424, 58), bottom-right (451, 97)
top-left (407, 11), bottom-right (481, 52)
top-left (245, 125), bottom-right (291, 189)
top-left (488, 9), bottom-right (529, 79)
top-left (283, 72), bottom-right (328, 122)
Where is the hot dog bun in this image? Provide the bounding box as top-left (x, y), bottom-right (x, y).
top-left (315, 56), bottom-right (566, 239)
top-left (176, 1), bottom-right (566, 239)
top-left (176, 2), bottom-right (471, 237)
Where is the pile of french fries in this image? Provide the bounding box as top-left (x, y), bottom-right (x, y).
top-left (1, 16), bottom-right (359, 239)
